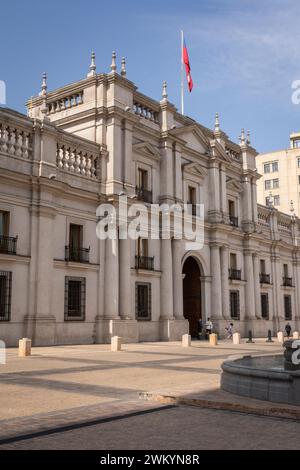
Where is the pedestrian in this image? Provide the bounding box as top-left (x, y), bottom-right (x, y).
top-left (197, 318), bottom-right (203, 340)
top-left (285, 322), bottom-right (292, 339)
top-left (205, 317), bottom-right (213, 339)
top-left (225, 322), bottom-right (234, 340)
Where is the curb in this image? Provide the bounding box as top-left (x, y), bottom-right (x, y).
top-left (139, 392), bottom-right (300, 421)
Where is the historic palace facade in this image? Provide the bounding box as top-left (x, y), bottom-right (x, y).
top-left (1, 53), bottom-right (300, 346)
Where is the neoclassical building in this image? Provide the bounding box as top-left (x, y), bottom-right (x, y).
top-left (0, 53), bottom-right (300, 346)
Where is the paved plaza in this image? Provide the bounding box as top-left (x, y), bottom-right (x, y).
top-left (0, 339), bottom-right (299, 449)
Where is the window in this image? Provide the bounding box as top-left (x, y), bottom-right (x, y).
top-left (265, 180), bottom-right (271, 190)
top-left (284, 295), bottom-right (292, 320)
top-left (230, 253), bottom-right (237, 269)
top-left (135, 282), bottom-right (151, 320)
top-left (264, 162), bottom-right (278, 173)
top-left (273, 195), bottom-right (280, 206)
top-left (0, 211), bottom-right (9, 237)
top-left (136, 168), bottom-right (152, 203)
top-left (64, 277), bottom-right (86, 321)
top-left (260, 259), bottom-right (266, 274)
top-left (137, 168), bottom-right (148, 190)
top-left (228, 200), bottom-right (235, 216)
top-left (188, 186), bottom-right (196, 205)
top-left (188, 186), bottom-right (197, 215)
top-left (0, 271), bottom-right (12, 321)
top-left (137, 238), bottom-right (148, 257)
top-left (261, 293), bottom-right (269, 320)
top-left (298, 175), bottom-right (300, 185)
top-left (283, 264), bottom-right (289, 277)
top-left (294, 140), bottom-right (300, 149)
top-left (230, 291), bottom-right (240, 319)
top-left (298, 158), bottom-right (300, 168)
top-left (69, 224), bottom-right (83, 250)
top-left (273, 179), bottom-right (279, 189)
top-left (66, 225), bottom-right (89, 262)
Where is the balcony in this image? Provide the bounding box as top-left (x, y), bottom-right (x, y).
top-left (228, 268), bottom-right (242, 280)
top-left (65, 245), bottom-right (90, 263)
top-left (136, 186), bottom-right (152, 203)
top-left (135, 255), bottom-right (154, 271)
top-left (229, 215), bottom-right (239, 227)
top-left (283, 276), bottom-right (293, 287)
top-left (0, 236), bottom-right (18, 255)
top-left (260, 273), bottom-right (271, 284)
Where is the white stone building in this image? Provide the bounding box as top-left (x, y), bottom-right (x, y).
top-left (0, 53), bottom-right (299, 346)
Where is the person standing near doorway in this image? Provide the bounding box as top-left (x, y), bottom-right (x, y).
top-left (285, 322), bottom-right (292, 339)
top-left (205, 317), bottom-right (213, 339)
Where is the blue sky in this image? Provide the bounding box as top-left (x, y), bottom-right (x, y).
top-left (1, 0), bottom-right (300, 152)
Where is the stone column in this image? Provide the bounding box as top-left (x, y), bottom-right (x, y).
top-left (208, 160), bottom-right (222, 223)
top-left (160, 139), bottom-right (174, 204)
top-left (294, 260), bottom-right (300, 328)
top-left (220, 245), bottom-right (229, 319)
top-left (123, 120), bottom-right (134, 190)
top-left (220, 163), bottom-right (227, 216)
top-left (104, 237), bottom-right (120, 319)
top-left (270, 254), bottom-right (282, 332)
top-left (25, 206), bottom-right (56, 345)
top-left (210, 244), bottom-right (222, 319)
top-left (251, 178), bottom-right (258, 224)
top-left (241, 174), bottom-right (254, 231)
top-left (173, 143), bottom-right (183, 202)
top-left (119, 237), bottom-right (132, 319)
top-left (172, 239), bottom-right (183, 319)
top-left (244, 250), bottom-right (256, 319)
top-left (160, 238), bottom-right (174, 319)
top-left (253, 253), bottom-right (261, 318)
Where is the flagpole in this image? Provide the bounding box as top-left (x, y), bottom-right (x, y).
top-left (181, 30), bottom-right (184, 115)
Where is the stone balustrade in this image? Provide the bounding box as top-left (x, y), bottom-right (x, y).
top-left (133, 102), bottom-right (158, 122)
top-left (133, 92), bottom-right (159, 123)
top-left (56, 141), bottom-right (101, 179)
top-left (257, 204), bottom-right (271, 227)
top-left (225, 147), bottom-right (241, 163)
top-left (0, 122), bottom-right (32, 159)
top-left (47, 91), bottom-right (83, 115)
top-left (277, 213), bottom-right (292, 235)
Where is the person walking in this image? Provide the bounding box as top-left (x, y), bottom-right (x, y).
top-left (225, 322), bottom-right (234, 340)
top-left (205, 317), bottom-right (213, 339)
top-left (285, 322), bottom-right (292, 339)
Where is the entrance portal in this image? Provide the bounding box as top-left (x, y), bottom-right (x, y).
top-left (182, 257), bottom-right (201, 337)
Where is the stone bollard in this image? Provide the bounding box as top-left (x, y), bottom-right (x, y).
top-left (182, 334), bottom-right (191, 347)
top-left (233, 332), bottom-right (241, 345)
top-left (293, 331), bottom-right (300, 339)
top-left (246, 330), bottom-right (254, 343)
top-left (209, 333), bottom-right (218, 346)
top-left (277, 331), bottom-right (284, 344)
top-left (111, 336), bottom-right (122, 352)
top-left (266, 330), bottom-right (274, 343)
top-left (18, 338), bottom-right (32, 357)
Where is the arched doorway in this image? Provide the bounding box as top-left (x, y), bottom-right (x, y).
top-left (183, 257), bottom-right (201, 337)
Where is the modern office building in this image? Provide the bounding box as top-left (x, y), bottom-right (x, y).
top-left (257, 132), bottom-right (300, 217)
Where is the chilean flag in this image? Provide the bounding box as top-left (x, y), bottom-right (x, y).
top-left (182, 37), bottom-right (193, 92)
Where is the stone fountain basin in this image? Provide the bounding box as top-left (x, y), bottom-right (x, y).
top-left (221, 354), bottom-right (300, 406)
